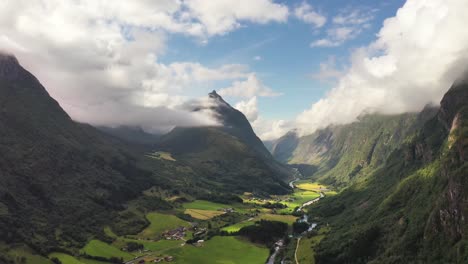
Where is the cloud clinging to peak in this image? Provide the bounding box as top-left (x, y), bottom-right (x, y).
top-left (0, 0), bottom-right (288, 133)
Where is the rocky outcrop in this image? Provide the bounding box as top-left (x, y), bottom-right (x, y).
top-left (0, 53), bottom-right (21, 80)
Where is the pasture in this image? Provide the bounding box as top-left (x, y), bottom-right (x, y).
top-left (166, 236), bottom-right (269, 264)
top-left (138, 212), bottom-right (190, 238)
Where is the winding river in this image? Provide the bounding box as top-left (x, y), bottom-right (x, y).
top-left (266, 178), bottom-right (324, 264)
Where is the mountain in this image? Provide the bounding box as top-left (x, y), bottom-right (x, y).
top-left (271, 107), bottom-right (438, 187)
top-left (0, 54), bottom-right (292, 260)
top-left (0, 54), bottom-right (164, 254)
top-left (305, 78), bottom-right (468, 263)
top-left (97, 125), bottom-right (162, 145)
top-left (155, 91), bottom-right (292, 195)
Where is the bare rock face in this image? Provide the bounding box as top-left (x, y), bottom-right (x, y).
top-left (0, 53), bottom-right (21, 80)
top-left (438, 79), bottom-right (468, 131)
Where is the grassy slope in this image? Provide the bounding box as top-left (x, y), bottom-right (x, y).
top-left (308, 94), bottom-right (468, 263)
top-left (280, 112), bottom-right (434, 188)
top-left (81, 240), bottom-right (134, 261)
top-left (139, 213), bottom-right (190, 238)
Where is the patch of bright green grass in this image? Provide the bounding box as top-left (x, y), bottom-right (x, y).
top-left (49, 253), bottom-right (84, 264)
top-left (296, 235), bottom-right (326, 264)
top-left (296, 182), bottom-right (325, 191)
top-left (221, 220), bottom-right (256, 233)
top-left (166, 236), bottom-right (269, 264)
top-left (139, 212), bottom-right (190, 238)
top-left (182, 200), bottom-right (228, 210)
top-left (81, 240), bottom-right (134, 261)
top-left (222, 213), bottom-right (297, 233)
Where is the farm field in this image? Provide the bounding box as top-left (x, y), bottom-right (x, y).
top-left (10, 181), bottom-right (329, 264)
top-left (165, 236), bottom-right (269, 264)
top-left (138, 212), bottom-right (190, 238)
top-left (295, 182), bottom-right (326, 191)
top-left (49, 253), bottom-right (109, 264)
top-left (183, 200), bottom-right (231, 210)
top-left (81, 240), bottom-right (134, 261)
top-left (184, 208), bottom-right (225, 220)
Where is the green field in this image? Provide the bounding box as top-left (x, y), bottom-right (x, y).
top-left (296, 235), bottom-right (325, 264)
top-left (258, 213), bottom-right (297, 224)
top-left (296, 182), bottom-right (325, 191)
top-left (48, 253), bottom-right (109, 264)
top-left (222, 213), bottom-right (297, 233)
top-left (166, 236), bottom-right (269, 264)
top-left (221, 220), bottom-right (256, 233)
top-left (183, 200), bottom-right (229, 210)
top-left (184, 208), bottom-right (225, 219)
top-left (49, 253), bottom-right (83, 264)
top-left (279, 191), bottom-right (321, 213)
top-left (139, 212), bottom-right (190, 238)
top-left (81, 240), bottom-right (134, 261)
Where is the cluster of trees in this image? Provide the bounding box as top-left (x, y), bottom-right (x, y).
top-left (237, 220), bottom-right (288, 246)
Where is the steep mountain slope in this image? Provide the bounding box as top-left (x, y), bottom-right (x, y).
top-left (156, 91), bottom-right (292, 195)
top-left (0, 54), bottom-right (162, 254)
top-left (309, 79), bottom-right (468, 263)
top-left (272, 108), bottom-right (438, 187)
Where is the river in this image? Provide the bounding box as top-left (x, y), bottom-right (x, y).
top-left (266, 179), bottom-right (324, 264)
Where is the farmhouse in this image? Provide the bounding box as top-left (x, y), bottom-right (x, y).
top-left (162, 227), bottom-right (186, 240)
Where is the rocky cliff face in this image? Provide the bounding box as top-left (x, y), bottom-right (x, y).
top-left (0, 53), bottom-right (21, 80)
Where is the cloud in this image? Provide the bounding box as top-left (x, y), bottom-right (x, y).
top-left (235, 97), bottom-right (259, 122)
top-left (310, 56), bottom-right (344, 82)
top-left (294, 2), bottom-right (326, 28)
top-left (218, 74), bottom-right (282, 98)
top-left (254, 55), bottom-right (262, 61)
top-left (298, 0), bottom-right (468, 136)
top-left (311, 7), bottom-right (376, 47)
top-left (184, 0), bottom-right (289, 37)
top-left (0, 0), bottom-right (286, 132)
top-left (252, 118), bottom-right (294, 141)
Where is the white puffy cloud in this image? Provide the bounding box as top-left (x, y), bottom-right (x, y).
top-left (184, 0), bottom-right (289, 37)
top-left (235, 97), bottom-right (259, 122)
top-left (252, 118), bottom-right (294, 141)
top-left (294, 2), bottom-right (326, 28)
top-left (0, 0), bottom-right (287, 132)
top-left (218, 74), bottom-right (282, 98)
top-left (298, 0), bottom-right (468, 135)
top-left (311, 7), bottom-right (376, 47)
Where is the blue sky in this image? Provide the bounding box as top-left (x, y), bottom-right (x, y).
top-left (160, 0), bottom-right (406, 120)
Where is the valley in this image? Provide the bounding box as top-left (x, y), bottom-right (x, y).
top-left (32, 177), bottom-right (332, 264)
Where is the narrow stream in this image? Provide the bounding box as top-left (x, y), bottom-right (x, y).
top-left (266, 178), bottom-right (324, 264)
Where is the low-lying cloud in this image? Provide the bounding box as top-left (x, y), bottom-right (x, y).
top-left (297, 0), bottom-right (468, 136)
top-left (0, 0), bottom-right (287, 133)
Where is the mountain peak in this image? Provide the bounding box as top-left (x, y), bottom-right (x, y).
top-left (208, 90), bottom-right (227, 103)
top-left (0, 52), bottom-right (21, 80)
